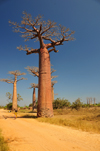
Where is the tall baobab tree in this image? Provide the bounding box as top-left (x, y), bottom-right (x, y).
top-left (29, 83), bottom-right (38, 111)
top-left (9, 12), bottom-right (74, 117)
top-left (0, 70), bottom-right (26, 110)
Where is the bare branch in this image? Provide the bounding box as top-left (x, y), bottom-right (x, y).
top-left (51, 80), bottom-right (57, 86)
top-left (0, 78), bottom-right (14, 84)
top-left (48, 46), bottom-right (59, 53)
top-left (17, 45), bottom-right (39, 55)
top-left (51, 75), bottom-right (58, 80)
top-left (25, 66), bottom-right (39, 77)
top-left (9, 70), bottom-right (26, 76)
top-left (51, 68), bottom-right (56, 74)
top-left (17, 77), bottom-right (27, 82)
top-left (28, 83), bottom-right (39, 89)
top-left (9, 11), bottom-right (75, 53)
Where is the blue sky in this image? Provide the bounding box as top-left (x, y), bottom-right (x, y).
top-left (0, 0), bottom-right (100, 106)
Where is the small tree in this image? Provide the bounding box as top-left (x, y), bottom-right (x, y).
top-left (51, 81), bottom-right (57, 102)
top-left (9, 12), bottom-right (74, 117)
top-left (53, 98), bottom-right (70, 109)
top-left (71, 98), bottom-right (83, 110)
top-left (6, 92), bottom-right (12, 103)
top-left (0, 70), bottom-right (26, 110)
top-left (6, 92), bottom-right (23, 110)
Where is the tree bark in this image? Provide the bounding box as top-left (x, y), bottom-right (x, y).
top-left (51, 86), bottom-right (54, 102)
top-left (37, 47), bottom-right (53, 117)
top-left (12, 79), bottom-right (17, 111)
top-left (33, 88), bottom-right (36, 111)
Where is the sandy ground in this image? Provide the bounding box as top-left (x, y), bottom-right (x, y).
top-left (0, 109), bottom-right (100, 151)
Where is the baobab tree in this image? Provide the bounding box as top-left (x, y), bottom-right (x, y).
top-left (25, 66), bottom-right (57, 79)
top-left (26, 66), bottom-right (58, 102)
top-left (29, 83), bottom-right (38, 111)
top-left (9, 11), bottom-right (74, 117)
top-left (0, 70), bottom-right (26, 110)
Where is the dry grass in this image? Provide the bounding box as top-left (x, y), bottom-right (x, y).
top-left (17, 109), bottom-right (37, 118)
top-left (0, 130), bottom-right (9, 151)
top-left (17, 107), bottom-right (100, 133)
top-left (37, 107), bottom-right (100, 134)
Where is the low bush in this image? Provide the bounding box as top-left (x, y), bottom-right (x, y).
top-left (53, 98), bottom-right (71, 109)
top-left (7, 103), bottom-right (12, 110)
top-left (71, 98), bottom-right (83, 110)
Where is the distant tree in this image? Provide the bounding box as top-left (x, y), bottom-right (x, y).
top-left (0, 70), bottom-right (26, 110)
top-left (71, 98), bottom-right (83, 110)
top-left (9, 12), bottom-right (74, 117)
top-left (26, 66), bottom-right (58, 102)
top-left (29, 83), bottom-right (38, 111)
top-left (51, 81), bottom-right (57, 102)
top-left (25, 66), bottom-right (58, 80)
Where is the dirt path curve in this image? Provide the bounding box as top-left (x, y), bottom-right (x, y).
top-left (0, 109), bottom-right (100, 151)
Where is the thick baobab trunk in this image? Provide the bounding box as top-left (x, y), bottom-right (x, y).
top-left (37, 48), bottom-right (53, 117)
top-left (32, 88), bottom-right (36, 111)
top-left (51, 86), bottom-right (54, 102)
top-left (12, 79), bottom-right (17, 111)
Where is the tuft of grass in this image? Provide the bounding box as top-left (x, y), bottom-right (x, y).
top-left (37, 107), bottom-right (100, 134)
top-left (0, 130), bottom-right (9, 151)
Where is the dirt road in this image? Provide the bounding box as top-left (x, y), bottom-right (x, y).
top-left (0, 109), bottom-right (100, 151)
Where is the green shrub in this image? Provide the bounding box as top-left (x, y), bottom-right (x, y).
top-left (53, 98), bottom-right (71, 109)
top-left (71, 98), bottom-right (83, 110)
top-left (97, 103), bottom-right (100, 107)
top-left (7, 103), bottom-right (12, 110)
top-left (29, 103), bottom-right (32, 107)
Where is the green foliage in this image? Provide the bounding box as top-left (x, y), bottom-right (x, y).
top-left (71, 98), bottom-right (83, 110)
top-left (6, 92), bottom-right (23, 102)
top-left (17, 94), bottom-right (23, 101)
top-left (6, 103), bottom-right (12, 110)
top-left (4, 106), bottom-right (7, 109)
top-left (6, 92), bottom-right (12, 103)
top-left (29, 103), bottom-right (32, 107)
top-left (97, 103), bottom-right (100, 107)
top-left (53, 98), bottom-right (71, 109)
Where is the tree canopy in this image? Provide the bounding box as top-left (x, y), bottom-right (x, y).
top-left (9, 11), bottom-right (75, 54)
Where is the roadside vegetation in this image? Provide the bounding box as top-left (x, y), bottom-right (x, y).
top-left (1, 97), bottom-right (100, 134)
top-left (38, 98), bottom-right (100, 134)
top-left (0, 130), bottom-right (9, 151)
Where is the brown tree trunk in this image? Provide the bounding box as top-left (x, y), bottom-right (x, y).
top-left (12, 78), bottom-right (17, 111)
top-left (37, 47), bottom-right (53, 117)
top-left (33, 88), bottom-right (36, 111)
top-left (51, 86), bottom-right (54, 102)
